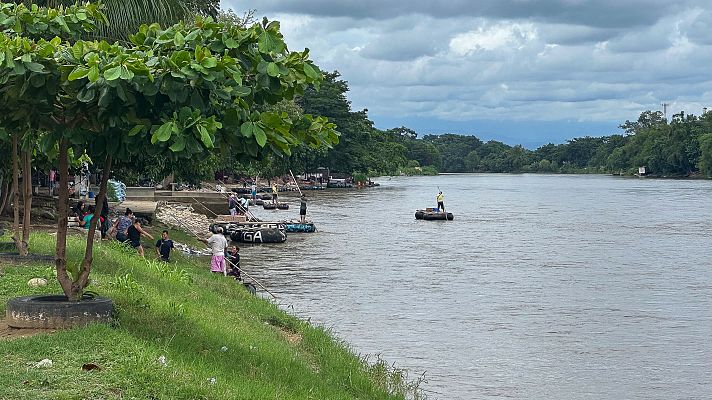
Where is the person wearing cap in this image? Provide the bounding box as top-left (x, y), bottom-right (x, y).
top-left (436, 191), bottom-right (445, 213)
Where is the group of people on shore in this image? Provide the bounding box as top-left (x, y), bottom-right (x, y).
top-left (72, 198), bottom-right (110, 238)
top-left (105, 207), bottom-right (243, 281)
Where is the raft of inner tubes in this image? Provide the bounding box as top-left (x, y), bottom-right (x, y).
top-left (263, 203), bottom-right (289, 210)
top-left (229, 228), bottom-right (286, 243)
top-left (285, 223), bottom-right (316, 233)
top-left (415, 209), bottom-right (454, 221)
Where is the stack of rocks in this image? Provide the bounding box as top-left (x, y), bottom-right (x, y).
top-left (155, 203), bottom-right (211, 236)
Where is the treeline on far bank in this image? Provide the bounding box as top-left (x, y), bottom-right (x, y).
top-left (289, 71), bottom-right (712, 179)
top-left (117, 71), bottom-right (712, 184)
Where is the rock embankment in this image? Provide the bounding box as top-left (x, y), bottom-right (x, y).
top-left (155, 203), bottom-right (211, 236)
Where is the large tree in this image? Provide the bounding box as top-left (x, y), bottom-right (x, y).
top-left (0, 3), bottom-right (337, 300)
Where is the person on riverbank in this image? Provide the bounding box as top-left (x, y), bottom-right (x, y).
top-left (82, 205), bottom-right (95, 229)
top-left (299, 194), bottom-right (307, 223)
top-left (436, 191), bottom-right (445, 213)
top-left (112, 208), bottom-right (134, 243)
top-left (97, 196), bottom-right (110, 239)
top-left (251, 183), bottom-right (257, 200)
top-left (203, 227), bottom-right (228, 275)
top-left (72, 201), bottom-right (86, 219)
top-left (271, 183), bottom-right (278, 204)
top-left (226, 245), bottom-right (241, 281)
top-left (228, 194), bottom-right (238, 216)
top-left (127, 219), bottom-right (154, 257)
top-left (155, 230), bottom-right (175, 262)
top-left (238, 196), bottom-right (249, 215)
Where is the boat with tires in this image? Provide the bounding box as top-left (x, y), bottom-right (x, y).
top-left (284, 222), bottom-right (316, 233)
top-left (415, 208), bottom-right (454, 221)
top-left (229, 228), bottom-right (286, 243)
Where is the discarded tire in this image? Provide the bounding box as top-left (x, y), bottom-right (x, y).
top-left (414, 210), bottom-right (425, 219)
top-left (255, 199), bottom-right (264, 206)
top-left (276, 203), bottom-right (289, 210)
top-left (263, 203), bottom-right (276, 210)
top-left (260, 193), bottom-right (273, 200)
top-left (6, 294), bottom-right (113, 329)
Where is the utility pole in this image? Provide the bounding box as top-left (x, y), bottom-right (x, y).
top-left (661, 102), bottom-right (669, 120)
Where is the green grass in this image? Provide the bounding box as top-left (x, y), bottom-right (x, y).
top-left (0, 233), bottom-right (422, 399)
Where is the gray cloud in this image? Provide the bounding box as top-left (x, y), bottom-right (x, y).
top-left (221, 0), bottom-right (712, 140)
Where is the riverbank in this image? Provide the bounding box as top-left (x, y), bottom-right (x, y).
top-left (0, 233), bottom-right (419, 399)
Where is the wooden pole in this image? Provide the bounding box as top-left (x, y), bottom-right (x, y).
top-left (289, 169), bottom-right (303, 196)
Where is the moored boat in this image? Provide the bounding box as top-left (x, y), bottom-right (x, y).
top-left (229, 228), bottom-right (287, 243)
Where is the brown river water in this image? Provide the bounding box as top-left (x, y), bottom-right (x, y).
top-left (240, 174), bottom-right (712, 399)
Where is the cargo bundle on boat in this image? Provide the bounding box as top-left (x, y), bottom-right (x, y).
top-left (415, 208), bottom-right (454, 221)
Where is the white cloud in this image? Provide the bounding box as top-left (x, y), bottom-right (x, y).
top-left (449, 23), bottom-right (537, 55)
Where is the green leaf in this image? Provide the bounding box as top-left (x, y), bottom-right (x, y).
top-left (104, 65), bottom-right (121, 81)
top-left (197, 125), bottom-right (213, 148)
top-left (76, 88), bottom-right (95, 103)
top-left (88, 65), bottom-right (99, 82)
top-left (224, 37), bottom-right (238, 49)
top-left (240, 122), bottom-right (254, 138)
top-left (174, 31), bottom-right (185, 47)
top-left (120, 65), bottom-right (134, 80)
top-left (152, 122), bottom-right (174, 143)
top-left (24, 62), bottom-right (44, 72)
top-left (169, 136), bottom-right (186, 152)
top-left (68, 66), bottom-right (89, 81)
top-left (303, 63), bottom-right (321, 80)
top-left (233, 86), bottom-right (250, 97)
top-left (258, 31), bottom-right (282, 53)
top-left (254, 125), bottom-right (267, 147)
top-left (266, 62), bottom-right (279, 77)
top-left (128, 125), bottom-right (144, 136)
top-left (201, 57), bottom-right (217, 68)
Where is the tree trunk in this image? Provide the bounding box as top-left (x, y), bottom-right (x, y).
top-left (55, 139), bottom-right (74, 299)
top-left (75, 154), bottom-right (112, 293)
top-left (20, 149), bottom-right (32, 256)
top-left (11, 133), bottom-right (25, 255)
top-left (0, 175), bottom-right (9, 216)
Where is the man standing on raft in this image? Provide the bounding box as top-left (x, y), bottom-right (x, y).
top-left (436, 191), bottom-right (445, 213)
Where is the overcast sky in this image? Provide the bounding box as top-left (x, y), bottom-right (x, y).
top-left (220, 0), bottom-right (712, 147)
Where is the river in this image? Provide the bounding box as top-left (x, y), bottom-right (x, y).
top-left (243, 174), bottom-right (712, 400)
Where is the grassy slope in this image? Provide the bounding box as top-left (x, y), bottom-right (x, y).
top-left (0, 234), bottom-right (412, 400)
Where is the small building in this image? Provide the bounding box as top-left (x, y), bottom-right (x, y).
top-left (638, 166), bottom-right (647, 176)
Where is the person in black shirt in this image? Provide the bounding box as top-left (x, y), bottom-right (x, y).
top-left (127, 219), bottom-right (153, 257)
top-left (226, 245), bottom-right (241, 281)
top-left (155, 230), bottom-right (175, 262)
